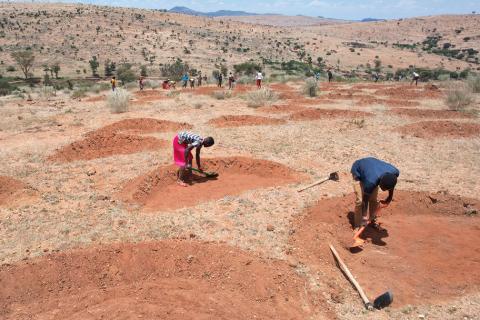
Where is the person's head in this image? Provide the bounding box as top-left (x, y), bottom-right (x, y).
top-left (112, 76), bottom-right (116, 79)
top-left (379, 173), bottom-right (397, 191)
top-left (203, 136), bottom-right (214, 147)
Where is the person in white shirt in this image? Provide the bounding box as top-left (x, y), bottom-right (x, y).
top-left (255, 71), bottom-right (263, 89)
top-left (411, 71), bottom-right (420, 86)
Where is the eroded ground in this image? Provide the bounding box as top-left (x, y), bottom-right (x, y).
top-left (1, 81), bottom-right (479, 320)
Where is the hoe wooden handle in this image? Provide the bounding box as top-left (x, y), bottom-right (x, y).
top-left (297, 178), bottom-right (329, 192)
top-left (329, 244), bottom-right (373, 310)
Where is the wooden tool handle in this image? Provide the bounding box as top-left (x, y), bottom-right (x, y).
top-left (297, 177), bottom-right (329, 193)
top-left (329, 244), bottom-right (372, 309)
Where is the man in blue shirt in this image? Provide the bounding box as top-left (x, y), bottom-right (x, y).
top-left (351, 157), bottom-right (400, 230)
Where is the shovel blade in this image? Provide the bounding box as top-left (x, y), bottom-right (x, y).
top-left (373, 290), bottom-right (393, 309)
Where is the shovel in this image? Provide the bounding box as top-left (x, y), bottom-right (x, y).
top-left (191, 167), bottom-right (218, 178)
top-left (329, 244), bottom-right (393, 310)
top-left (297, 172), bottom-right (339, 192)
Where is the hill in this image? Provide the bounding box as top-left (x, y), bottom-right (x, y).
top-left (169, 6), bottom-right (258, 17)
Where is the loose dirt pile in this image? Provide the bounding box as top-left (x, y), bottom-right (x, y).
top-left (290, 191), bottom-right (480, 307)
top-left (375, 85), bottom-right (443, 100)
top-left (289, 108), bottom-right (372, 121)
top-left (0, 176), bottom-right (31, 206)
top-left (96, 118), bottom-right (192, 135)
top-left (133, 90), bottom-right (169, 104)
top-left (120, 157), bottom-right (300, 211)
top-left (397, 120), bottom-right (480, 138)
top-left (49, 118), bottom-right (191, 162)
top-left (256, 104), bottom-right (308, 114)
top-left (391, 108), bottom-right (473, 119)
top-left (0, 240), bottom-right (327, 320)
top-left (208, 115), bottom-right (286, 127)
top-left (49, 132), bottom-right (168, 162)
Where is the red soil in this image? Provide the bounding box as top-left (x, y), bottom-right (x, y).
top-left (397, 121), bottom-right (480, 138)
top-left (190, 85), bottom-right (254, 96)
top-left (96, 118), bottom-right (192, 135)
top-left (375, 85), bottom-right (443, 100)
top-left (384, 99), bottom-right (420, 107)
top-left (0, 176), bottom-right (29, 206)
top-left (49, 132), bottom-right (168, 162)
top-left (0, 240), bottom-right (328, 320)
top-left (208, 115), bottom-right (286, 127)
top-left (120, 157), bottom-right (299, 211)
top-left (289, 108), bottom-right (373, 121)
top-left (49, 118), bottom-right (191, 162)
top-left (256, 104), bottom-right (308, 114)
top-left (290, 191), bottom-right (480, 307)
top-left (84, 95), bottom-right (105, 103)
top-left (391, 108), bottom-right (474, 119)
top-left (269, 83), bottom-right (296, 92)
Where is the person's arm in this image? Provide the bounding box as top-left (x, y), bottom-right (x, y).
top-left (381, 188), bottom-right (395, 205)
top-left (184, 145), bottom-right (194, 168)
top-left (195, 146), bottom-right (202, 170)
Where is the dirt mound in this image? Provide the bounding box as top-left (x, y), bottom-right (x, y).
top-left (0, 240), bottom-right (327, 320)
top-left (132, 90), bottom-right (169, 104)
top-left (256, 104), bottom-right (308, 113)
top-left (290, 191), bottom-right (480, 307)
top-left (375, 85), bottom-right (443, 99)
top-left (120, 157), bottom-right (300, 211)
top-left (289, 108), bottom-right (372, 121)
top-left (397, 121), bottom-right (480, 138)
top-left (392, 108), bottom-right (473, 119)
top-left (0, 176), bottom-right (30, 206)
top-left (208, 115), bottom-right (286, 127)
top-left (97, 118), bottom-right (192, 135)
top-left (49, 132), bottom-right (168, 162)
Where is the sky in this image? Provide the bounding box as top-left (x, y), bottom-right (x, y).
top-left (13, 0), bottom-right (480, 20)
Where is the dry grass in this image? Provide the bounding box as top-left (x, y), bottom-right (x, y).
top-left (445, 83), bottom-right (473, 111)
top-left (303, 79), bottom-right (319, 97)
top-left (245, 88), bottom-right (278, 108)
top-left (107, 88), bottom-right (130, 113)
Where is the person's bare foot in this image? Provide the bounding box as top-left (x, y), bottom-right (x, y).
top-left (177, 180), bottom-right (188, 187)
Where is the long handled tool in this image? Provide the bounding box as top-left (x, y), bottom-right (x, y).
top-left (297, 172), bottom-right (339, 192)
top-left (191, 167), bottom-right (218, 178)
top-left (329, 244), bottom-right (393, 310)
top-left (351, 203), bottom-right (387, 248)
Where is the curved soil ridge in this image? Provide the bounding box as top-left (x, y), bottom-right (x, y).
top-left (290, 190), bottom-right (480, 307)
top-left (392, 108), bottom-right (474, 119)
top-left (397, 120), bottom-right (480, 138)
top-left (256, 104), bottom-right (308, 114)
top-left (120, 157), bottom-right (300, 211)
top-left (96, 118), bottom-right (192, 135)
top-left (49, 132), bottom-right (168, 162)
top-left (0, 176), bottom-right (35, 206)
top-left (375, 85), bottom-right (443, 100)
top-left (0, 240), bottom-right (327, 320)
top-left (289, 108), bottom-right (372, 121)
top-left (208, 115), bottom-right (286, 127)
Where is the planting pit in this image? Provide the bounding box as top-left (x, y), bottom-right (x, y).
top-left (0, 176), bottom-right (34, 206)
top-left (397, 120), bottom-right (480, 138)
top-left (208, 115), bottom-right (286, 127)
top-left (375, 85), bottom-right (443, 100)
top-left (256, 104), bottom-right (308, 114)
top-left (0, 240), bottom-right (327, 320)
top-left (290, 191), bottom-right (480, 307)
top-left (391, 108), bottom-right (474, 119)
top-left (132, 90), bottom-right (169, 104)
top-left (120, 157), bottom-right (299, 211)
top-left (289, 108), bottom-right (372, 121)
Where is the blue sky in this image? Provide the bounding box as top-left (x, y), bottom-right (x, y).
top-left (22, 0), bottom-right (480, 20)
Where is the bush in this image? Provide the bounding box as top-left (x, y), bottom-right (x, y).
top-left (71, 88), bottom-right (87, 99)
top-left (212, 90), bottom-right (232, 100)
top-left (303, 79), bottom-right (319, 97)
top-left (437, 74), bottom-right (450, 81)
top-left (244, 88), bottom-right (278, 108)
top-left (467, 75), bottom-right (480, 93)
top-left (233, 62), bottom-right (262, 76)
top-left (446, 85), bottom-right (473, 111)
top-left (0, 78), bottom-right (15, 96)
top-left (146, 80), bottom-right (159, 89)
top-left (236, 75), bottom-right (253, 85)
top-left (116, 64), bottom-right (136, 84)
top-left (6, 65), bottom-right (15, 72)
top-left (161, 58), bottom-right (189, 81)
top-left (107, 88), bottom-right (130, 113)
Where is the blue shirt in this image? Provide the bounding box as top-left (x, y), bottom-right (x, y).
top-left (351, 157), bottom-right (400, 195)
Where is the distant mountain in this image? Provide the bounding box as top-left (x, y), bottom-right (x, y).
top-left (361, 18), bottom-right (386, 22)
top-left (169, 6), bottom-right (258, 17)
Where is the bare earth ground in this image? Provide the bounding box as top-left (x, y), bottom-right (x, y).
top-left (0, 81), bottom-right (480, 319)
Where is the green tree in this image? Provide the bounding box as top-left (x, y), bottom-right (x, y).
top-left (11, 50), bottom-right (35, 79)
top-left (88, 56), bottom-right (99, 77)
top-left (160, 58), bottom-right (189, 81)
top-left (117, 63), bottom-right (136, 84)
top-left (140, 65), bottom-right (147, 77)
